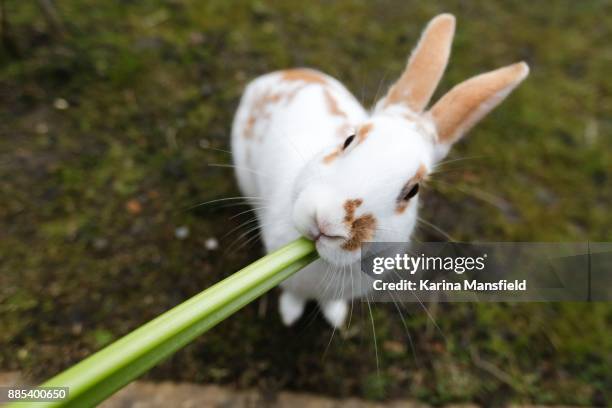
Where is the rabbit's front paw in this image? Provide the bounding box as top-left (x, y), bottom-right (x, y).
top-left (320, 299), bottom-right (348, 328)
top-left (279, 291), bottom-right (306, 326)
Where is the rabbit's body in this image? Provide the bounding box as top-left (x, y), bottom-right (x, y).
top-left (231, 14), bottom-right (528, 327)
top-left (232, 69), bottom-right (374, 325)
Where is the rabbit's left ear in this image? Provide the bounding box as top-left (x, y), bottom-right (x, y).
top-left (378, 14), bottom-right (455, 113)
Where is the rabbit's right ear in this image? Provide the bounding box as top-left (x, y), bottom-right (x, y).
top-left (377, 14), bottom-right (455, 114)
top-left (427, 62), bottom-right (529, 161)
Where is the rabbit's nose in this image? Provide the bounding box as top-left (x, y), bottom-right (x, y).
top-left (313, 215), bottom-right (348, 241)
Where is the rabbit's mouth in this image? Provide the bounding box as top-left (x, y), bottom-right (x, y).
top-left (313, 232), bottom-right (346, 242)
top-left (315, 236), bottom-right (363, 267)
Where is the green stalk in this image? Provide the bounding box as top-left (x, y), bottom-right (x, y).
top-left (13, 238), bottom-right (316, 408)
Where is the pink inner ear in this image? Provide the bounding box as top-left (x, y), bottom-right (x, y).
top-left (430, 62), bottom-right (529, 145)
top-left (383, 14), bottom-right (455, 113)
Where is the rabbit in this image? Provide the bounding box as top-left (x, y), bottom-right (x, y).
top-left (231, 14), bottom-right (529, 328)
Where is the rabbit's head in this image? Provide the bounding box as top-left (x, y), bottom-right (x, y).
top-left (292, 14), bottom-right (529, 266)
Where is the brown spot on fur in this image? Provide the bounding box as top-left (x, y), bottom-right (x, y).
top-left (343, 214), bottom-right (376, 251)
top-left (281, 68), bottom-right (328, 85)
top-left (343, 199), bottom-right (363, 222)
top-left (357, 123), bottom-right (374, 143)
top-left (243, 91), bottom-right (283, 139)
top-left (395, 202), bottom-right (408, 214)
top-left (395, 164), bottom-right (427, 214)
top-left (244, 70), bottom-right (333, 140)
top-left (341, 198), bottom-right (376, 251)
top-left (323, 148), bottom-right (341, 164)
top-left (243, 116), bottom-right (257, 139)
top-left (415, 163), bottom-right (427, 180)
top-left (323, 89), bottom-right (347, 118)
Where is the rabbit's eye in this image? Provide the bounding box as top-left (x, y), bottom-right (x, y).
top-left (401, 183), bottom-right (419, 201)
top-left (342, 134), bottom-right (356, 150)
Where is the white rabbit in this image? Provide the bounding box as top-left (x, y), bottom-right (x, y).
top-left (231, 14), bottom-right (528, 328)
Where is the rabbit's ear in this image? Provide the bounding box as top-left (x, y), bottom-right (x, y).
top-left (378, 14), bottom-right (455, 113)
top-left (428, 62), bottom-right (529, 161)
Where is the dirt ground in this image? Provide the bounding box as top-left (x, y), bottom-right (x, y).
top-left (0, 372), bottom-right (578, 408)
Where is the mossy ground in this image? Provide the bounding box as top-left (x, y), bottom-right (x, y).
top-left (0, 1), bottom-right (610, 406)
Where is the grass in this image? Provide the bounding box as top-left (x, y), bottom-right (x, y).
top-left (0, 0), bottom-right (610, 406)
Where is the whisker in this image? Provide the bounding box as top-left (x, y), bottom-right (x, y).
top-left (417, 217), bottom-right (455, 241)
top-left (231, 232), bottom-right (263, 253)
top-left (434, 155), bottom-right (484, 168)
top-left (409, 287), bottom-right (448, 345)
top-left (431, 179), bottom-right (510, 211)
top-left (320, 262), bottom-right (339, 298)
top-left (387, 288), bottom-right (419, 367)
top-left (347, 264), bottom-right (355, 329)
top-left (224, 224), bottom-right (263, 255)
top-left (370, 70), bottom-right (389, 110)
top-left (184, 195), bottom-right (267, 212)
top-left (208, 163), bottom-right (272, 178)
top-left (224, 219), bottom-right (291, 255)
top-left (322, 268), bottom-right (344, 359)
top-left (222, 216), bottom-right (260, 240)
top-left (199, 145), bottom-right (234, 155)
top-left (373, 226), bottom-right (405, 235)
top-left (229, 205), bottom-right (269, 220)
top-left (365, 290), bottom-right (380, 378)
